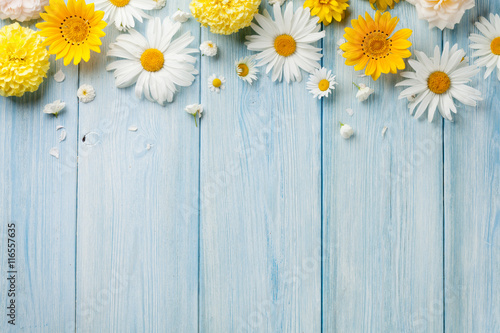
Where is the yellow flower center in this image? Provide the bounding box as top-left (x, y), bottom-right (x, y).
top-left (237, 64), bottom-right (249, 77)
top-left (318, 79), bottom-right (330, 91)
top-left (362, 31), bottom-right (391, 60)
top-left (319, 0), bottom-right (330, 3)
top-left (140, 48), bottom-right (164, 72)
top-left (274, 34), bottom-right (296, 57)
top-left (212, 78), bottom-right (222, 88)
top-left (109, 0), bottom-right (130, 7)
top-left (491, 37), bottom-right (500, 55)
top-left (427, 71), bottom-right (451, 95)
top-left (61, 16), bottom-right (90, 44)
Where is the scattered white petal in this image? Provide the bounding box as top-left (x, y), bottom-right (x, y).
top-left (146, 144), bottom-right (152, 150)
top-left (77, 84), bottom-right (96, 103)
top-left (172, 10), bottom-right (191, 23)
top-left (200, 41), bottom-right (218, 57)
top-left (43, 100), bottom-right (66, 117)
top-left (153, 0), bottom-right (166, 9)
top-left (340, 123), bottom-right (354, 139)
top-left (59, 129), bottom-right (67, 142)
top-left (49, 147), bottom-right (59, 159)
top-left (382, 126), bottom-right (388, 137)
top-left (54, 69), bottom-right (65, 82)
top-left (346, 108), bottom-right (354, 116)
top-left (56, 125), bottom-right (64, 130)
top-left (128, 126), bottom-right (138, 132)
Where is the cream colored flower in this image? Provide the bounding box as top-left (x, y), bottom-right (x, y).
top-left (200, 41), bottom-right (217, 56)
top-left (185, 103), bottom-right (203, 127)
top-left (172, 10), bottom-right (191, 23)
top-left (77, 84), bottom-right (96, 103)
top-left (43, 100), bottom-right (65, 117)
top-left (354, 83), bottom-right (375, 102)
top-left (340, 123), bottom-right (354, 139)
top-left (406, 0), bottom-right (474, 30)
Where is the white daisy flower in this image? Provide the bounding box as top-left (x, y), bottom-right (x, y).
top-left (107, 17), bottom-right (199, 106)
top-left (172, 10), bottom-right (191, 23)
top-left (236, 56), bottom-right (259, 84)
top-left (77, 84), bottom-right (96, 103)
top-left (470, 13), bottom-right (500, 81)
top-left (396, 43), bottom-right (482, 122)
top-left (200, 41), bottom-right (218, 57)
top-left (43, 100), bottom-right (66, 117)
top-left (208, 74), bottom-right (225, 93)
top-left (306, 67), bottom-right (337, 99)
top-left (245, 3), bottom-right (325, 83)
top-left (94, 0), bottom-right (156, 31)
top-left (406, 0), bottom-right (474, 30)
top-left (185, 104), bottom-right (203, 127)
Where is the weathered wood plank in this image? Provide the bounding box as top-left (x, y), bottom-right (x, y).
top-left (75, 3), bottom-right (200, 331)
top-left (444, 1), bottom-right (500, 331)
top-left (198, 1), bottom-right (322, 331)
top-left (322, 2), bottom-right (444, 332)
top-left (0, 20), bottom-right (78, 332)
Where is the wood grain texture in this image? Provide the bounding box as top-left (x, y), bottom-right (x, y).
top-left (75, 2), bottom-right (200, 332)
top-left (444, 0), bottom-right (500, 331)
top-left (0, 20), bottom-right (78, 332)
top-left (322, 2), bottom-right (444, 332)
top-left (198, 1), bottom-right (321, 331)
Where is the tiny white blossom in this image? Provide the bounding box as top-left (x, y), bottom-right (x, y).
top-left (172, 10), bottom-right (191, 23)
top-left (200, 41), bottom-right (218, 57)
top-left (185, 104), bottom-right (203, 127)
top-left (340, 123), bottom-right (354, 139)
top-left (153, 0), bottom-right (166, 9)
top-left (77, 84), bottom-right (96, 103)
top-left (43, 100), bottom-right (66, 117)
top-left (354, 83), bottom-right (374, 102)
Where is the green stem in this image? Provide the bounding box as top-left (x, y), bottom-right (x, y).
top-left (194, 114), bottom-right (198, 127)
top-left (352, 82), bottom-right (361, 90)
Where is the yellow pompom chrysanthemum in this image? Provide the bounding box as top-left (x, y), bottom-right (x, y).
top-left (304, 0), bottom-right (350, 25)
top-left (369, 0), bottom-right (399, 11)
top-left (36, 0), bottom-right (107, 66)
top-left (190, 0), bottom-right (261, 35)
top-left (0, 23), bottom-right (50, 97)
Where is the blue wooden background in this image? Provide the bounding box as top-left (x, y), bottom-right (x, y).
top-left (1, 0), bottom-right (499, 331)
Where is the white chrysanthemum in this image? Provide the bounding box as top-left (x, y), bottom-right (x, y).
top-left (306, 67), bottom-right (336, 99)
top-left (208, 74), bottom-right (225, 93)
top-left (396, 43), bottom-right (482, 122)
top-left (235, 56), bottom-right (259, 84)
top-left (107, 17), bottom-right (198, 106)
top-left (94, 0), bottom-right (156, 31)
top-left (77, 84), bottom-right (96, 103)
top-left (406, 0), bottom-right (474, 30)
top-left (245, 3), bottom-right (325, 83)
top-left (185, 103), bottom-right (203, 126)
top-left (0, 0), bottom-right (49, 22)
top-left (470, 13), bottom-right (500, 81)
top-left (200, 41), bottom-right (217, 56)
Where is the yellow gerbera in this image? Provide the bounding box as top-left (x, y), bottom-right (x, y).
top-left (0, 23), bottom-right (50, 97)
top-left (304, 0), bottom-right (350, 25)
top-left (369, 0), bottom-right (399, 11)
top-left (36, 0), bottom-right (107, 66)
top-left (340, 11), bottom-right (412, 80)
top-left (189, 0), bottom-right (261, 35)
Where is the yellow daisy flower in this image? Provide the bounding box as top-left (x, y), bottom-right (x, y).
top-left (369, 0), bottom-right (399, 11)
top-left (304, 0), bottom-right (350, 25)
top-left (189, 0), bottom-right (260, 35)
top-left (36, 0), bottom-right (107, 66)
top-left (340, 11), bottom-right (412, 80)
top-left (0, 23), bottom-right (50, 97)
